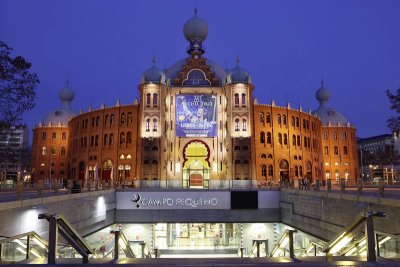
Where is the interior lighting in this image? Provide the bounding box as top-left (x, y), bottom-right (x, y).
top-left (329, 236), bottom-right (352, 254)
top-left (30, 249), bottom-right (41, 258)
top-left (272, 248), bottom-right (283, 257)
top-left (345, 247), bottom-right (357, 256)
top-left (15, 239), bottom-right (27, 248)
top-left (16, 247), bottom-right (27, 254)
top-left (119, 238), bottom-right (126, 250)
top-left (378, 236), bottom-right (391, 246)
top-left (32, 237), bottom-right (47, 249)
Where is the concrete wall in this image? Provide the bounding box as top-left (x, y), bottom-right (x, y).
top-left (280, 188), bottom-right (400, 241)
top-left (0, 189), bottom-right (116, 238)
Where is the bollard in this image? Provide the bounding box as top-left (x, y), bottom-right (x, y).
top-left (327, 179), bottom-right (331, 192)
top-left (239, 246), bottom-right (244, 258)
top-left (357, 178), bottom-right (363, 193)
top-left (379, 181), bottom-right (385, 197)
top-left (154, 248), bottom-right (159, 258)
top-left (340, 178), bottom-right (346, 192)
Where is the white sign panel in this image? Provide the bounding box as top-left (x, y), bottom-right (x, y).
top-left (117, 191), bottom-right (231, 210)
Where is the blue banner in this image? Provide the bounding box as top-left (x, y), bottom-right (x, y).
top-left (176, 94), bottom-right (217, 137)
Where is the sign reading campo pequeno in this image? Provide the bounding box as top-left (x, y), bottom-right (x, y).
top-left (116, 191), bottom-right (231, 210)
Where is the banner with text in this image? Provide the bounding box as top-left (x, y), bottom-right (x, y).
top-left (175, 94), bottom-right (217, 137)
top-left (117, 191), bottom-right (230, 210)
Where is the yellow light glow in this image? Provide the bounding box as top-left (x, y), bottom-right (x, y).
top-left (345, 247), bottom-right (357, 256)
top-left (272, 248), bottom-right (282, 257)
top-left (30, 249), bottom-right (41, 258)
top-left (15, 239), bottom-right (27, 248)
top-left (330, 236), bottom-right (352, 254)
top-left (32, 237), bottom-right (46, 249)
top-left (358, 238), bottom-right (366, 247)
top-left (379, 236), bottom-right (391, 246)
top-left (16, 247), bottom-right (26, 254)
top-left (280, 237), bottom-right (289, 248)
top-left (119, 239), bottom-right (126, 250)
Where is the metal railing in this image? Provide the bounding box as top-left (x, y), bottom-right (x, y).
top-left (0, 231), bottom-right (48, 263)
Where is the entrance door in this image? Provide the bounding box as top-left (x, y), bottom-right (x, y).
top-left (279, 160), bottom-right (289, 185)
top-left (182, 141), bottom-right (210, 189)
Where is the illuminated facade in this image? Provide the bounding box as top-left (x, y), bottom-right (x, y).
top-left (31, 11), bottom-right (359, 186)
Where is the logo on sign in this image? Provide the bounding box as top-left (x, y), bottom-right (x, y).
top-left (131, 193), bottom-right (141, 208)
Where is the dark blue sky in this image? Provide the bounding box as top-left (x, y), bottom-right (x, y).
top-left (1, 0), bottom-right (399, 140)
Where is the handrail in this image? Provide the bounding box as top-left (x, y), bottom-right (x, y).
top-left (298, 241), bottom-right (325, 257)
top-left (39, 213), bottom-right (95, 263)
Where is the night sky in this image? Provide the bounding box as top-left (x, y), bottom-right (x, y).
top-left (1, 0), bottom-right (399, 141)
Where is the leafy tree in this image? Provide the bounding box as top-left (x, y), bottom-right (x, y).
top-left (0, 41), bottom-right (39, 124)
top-left (386, 88), bottom-right (400, 134)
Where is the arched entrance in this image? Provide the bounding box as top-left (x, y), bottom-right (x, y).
top-left (182, 141), bottom-right (210, 188)
top-left (279, 159), bottom-right (289, 185)
top-left (102, 160), bottom-right (113, 181)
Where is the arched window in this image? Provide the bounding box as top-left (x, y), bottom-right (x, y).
top-left (92, 117), bottom-right (96, 127)
top-left (334, 146), bottom-right (338, 155)
top-left (266, 113), bottom-right (271, 123)
top-left (234, 93), bottom-right (239, 107)
top-left (277, 114), bottom-right (281, 125)
top-left (292, 135), bottom-right (296, 146)
top-left (295, 166), bottom-right (299, 177)
top-left (120, 154), bottom-right (125, 159)
top-left (342, 132), bottom-right (347, 140)
top-left (42, 146), bottom-right (46, 155)
top-left (267, 132), bottom-right (272, 144)
top-left (283, 115), bottom-right (287, 125)
top-left (291, 116), bottom-right (295, 127)
top-left (121, 113), bottom-right (126, 124)
top-left (304, 137), bottom-right (307, 148)
top-left (343, 146), bottom-right (348, 155)
top-left (126, 154), bottom-right (132, 159)
top-left (261, 153), bottom-right (266, 159)
top-left (260, 132), bottom-right (265, 143)
top-left (242, 118), bottom-right (247, 131)
top-left (84, 137), bottom-right (87, 147)
top-left (267, 165), bottom-right (274, 177)
top-left (105, 115), bottom-right (109, 126)
top-left (259, 112), bottom-right (264, 123)
top-left (278, 133), bottom-right (282, 145)
top-left (52, 132), bottom-right (56, 140)
top-left (104, 134), bottom-right (108, 146)
top-left (96, 116), bottom-right (100, 127)
top-left (153, 93), bottom-right (158, 106)
top-left (42, 132), bottom-right (47, 140)
top-left (299, 166), bottom-right (303, 177)
top-left (335, 171), bottom-right (340, 180)
top-left (90, 136), bottom-right (94, 147)
top-left (128, 112), bottom-right (132, 123)
top-left (267, 154), bottom-right (273, 159)
top-left (241, 93), bottom-right (246, 107)
top-left (110, 114), bottom-right (115, 125)
top-left (333, 132), bottom-right (338, 140)
top-left (125, 164), bottom-right (131, 177)
top-left (146, 118), bottom-right (150, 132)
top-left (127, 132), bottom-right (132, 144)
top-left (235, 118), bottom-right (240, 131)
top-left (146, 93), bottom-right (151, 107)
top-left (51, 146), bottom-right (56, 155)
top-left (262, 165), bottom-right (267, 177)
top-left (120, 132), bottom-right (125, 144)
top-left (296, 117), bottom-right (299, 127)
top-left (182, 69), bottom-right (211, 86)
top-left (61, 147), bottom-right (66, 156)
top-left (324, 146), bottom-right (329, 155)
top-left (109, 133), bottom-right (114, 145)
top-left (324, 132), bottom-right (328, 140)
top-left (153, 118), bottom-right (158, 132)
top-left (95, 135), bottom-right (99, 147)
top-left (283, 134), bottom-right (288, 145)
top-left (297, 135), bottom-right (301, 146)
top-left (234, 146), bottom-right (240, 151)
top-left (294, 155), bottom-right (298, 160)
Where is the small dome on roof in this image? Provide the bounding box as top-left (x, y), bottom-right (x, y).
top-left (226, 57), bottom-right (252, 84)
top-left (42, 81), bottom-right (77, 126)
top-left (141, 57), bottom-right (166, 84)
top-left (183, 8), bottom-right (208, 44)
top-left (312, 82), bottom-right (348, 126)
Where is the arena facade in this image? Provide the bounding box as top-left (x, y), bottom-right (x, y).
top-left (31, 11), bottom-right (359, 188)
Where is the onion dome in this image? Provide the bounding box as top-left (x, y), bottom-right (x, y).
top-left (312, 81), bottom-right (348, 126)
top-left (226, 57), bottom-right (252, 84)
top-left (141, 57), bottom-right (166, 84)
top-left (42, 81), bottom-right (78, 126)
top-left (183, 8), bottom-right (208, 44)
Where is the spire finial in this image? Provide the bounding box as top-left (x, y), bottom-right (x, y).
top-left (320, 73), bottom-right (324, 87)
top-left (152, 56), bottom-right (157, 65)
top-left (236, 56), bottom-right (240, 65)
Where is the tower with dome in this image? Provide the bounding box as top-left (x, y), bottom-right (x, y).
top-left (31, 11), bottom-right (359, 187)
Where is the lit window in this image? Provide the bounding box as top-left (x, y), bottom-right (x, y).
top-left (146, 118), bottom-right (150, 132)
top-left (241, 93), bottom-right (246, 107)
top-left (153, 118), bottom-right (158, 132)
top-left (42, 147), bottom-right (46, 155)
top-left (242, 118), bottom-right (247, 131)
top-left (334, 162), bottom-right (339, 166)
top-left (52, 132), bottom-right (56, 140)
top-left (153, 93), bottom-right (158, 106)
top-left (235, 118), bottom-right (240, 131)
top-left (234, 93), bottom-right (239, 107)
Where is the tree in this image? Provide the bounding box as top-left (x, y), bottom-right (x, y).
top-left (386, 88), bottom-right (400, 134)
top-left (0, 41), bottom-right (39, 124)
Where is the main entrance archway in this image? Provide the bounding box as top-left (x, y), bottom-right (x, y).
top-left (279, 159), bottom-right (289, 185)
top-left (182, 140), bottom-right (210, 188)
